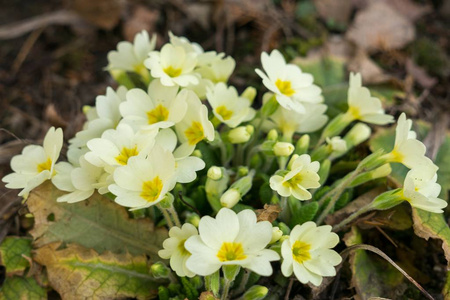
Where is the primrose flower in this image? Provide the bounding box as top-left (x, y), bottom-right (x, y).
top-left (402, 169), bottom-right (447, 213)
top-left (69, 86), bottom-right (128, 149)
top-left (2, 127), bottom-right (63, 197)
top-left (184, 208), bottom-right (280, 276)
top-left (255, 50), bottom-right (322, 113)
top-left (207, 83), bottom-right (255, 128)
top-left (85, 124), bottom-right (157, 172)
top-left (267, 102), bottom-right (328, 140)
top-left (53, 156), bottom-right (109, 203)
top-left (145, 44), bottom-right (199, 87)
top-left (382, 113), bottom-right (438, 172)
top-left (108, 146), bottom-right (177, 209)
top-left (107, 30), bottom-right (156, 80)
top-left (159, 223), bottom-right (198, 277)
top-left (281, 222), bottom-right (342, 286)
top-left (270, 154), bottom-right (320, 200)
top-left (175, 92), bottom-right (214, 153)
top-left (343, 73), bottom-right (394, 125)
top-left (197, 55), bottom-right (236, 83)
top-left (120, 79), bottom-right (188, 130)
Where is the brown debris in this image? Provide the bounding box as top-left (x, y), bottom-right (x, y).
top-left (256, 204), bottom-right (282, 223)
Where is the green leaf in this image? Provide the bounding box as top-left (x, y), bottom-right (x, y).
top-left (344, 227), bottom-right (405, 299)
top-left (0, 276), bottom-right (47, 300)
top-left (443, 271), bottom-right (450, 300)
top-left (290, 202), bottom-right (319, 226)
top-left (28, 182), bottom-right (167, 258)
top-left (0, 237), bottom-right (32, 276)
top-left (412, 208), bottom-right (450, 268)
top-left (33, 243), bottom-right (165, 300)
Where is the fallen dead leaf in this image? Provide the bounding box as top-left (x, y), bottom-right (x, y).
top-left (314, 0), bottom-right (354, 26)
top-left (123, 5), bottom-right (159, 42)
top-left (72, 0), bottom-right (124, 30)
top-left (346, 2), bottom-right (415, 52)
top-left (348, 50), bottom-right (391, 84)
top-left (256, 204), bottom-right (281, 223)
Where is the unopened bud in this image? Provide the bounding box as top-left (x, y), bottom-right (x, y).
top-left (344, 123), bottom-right (371, 147)
top-left (220, 188), bottom-right (241, 208)
top-left (243, 285), bottom-right (269, 300)
top-left (228, 126), bottom-right (253, 144)
top-left (278, 222), bottom-right (291, 235)
top-left (267, 129), bottom-right (278, 141)
top-left (237, 166), bottom-right (249, 177)
top-left (192, 149), bottom-right (202, 158)
top-left (270, 227), bottom-right (283, 244)
top-left (326, 136), bottom-right (347, 153)
top-left (207, 166), bottom-right (223, 180)
top-left (151, 262), bottom-right (170, 278)
top-left (295, 134), bottom-right (310, 155)
top-left (241, 86), bottom-right (257, 104)
top-left (273, 142), bottom-right (295, 157)
top-left (186, 212), bottom-right (201, 227)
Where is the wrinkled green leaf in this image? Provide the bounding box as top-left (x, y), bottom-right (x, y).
top-left (28, 182), bottom-right (167, 258)
top-left (0, 276), bottom-right (47, 300)
top-left (412, 208), bottom-right (450, 268)
top-left (0, 237), bottom-right (32, 276)
top-left (34, 243), bottom-right (165, 300)
top-left (290, 202), bottom-right (319, 227)
top-left (344, 227), bottom-right (406, 299)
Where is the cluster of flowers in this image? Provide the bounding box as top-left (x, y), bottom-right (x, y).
top-left (2, 30), bottom-right (446, 295)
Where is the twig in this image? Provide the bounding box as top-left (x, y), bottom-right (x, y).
top-left (12, 27), bottom-right (45, 75)
top-left (340, 244), bottom-right (434, 300)
top-left (178, 192), bottom-right (201, 216)
top-left (284, 277), bottom-right (295, 300)
top-left (0, 10), bottom-right (83, 40)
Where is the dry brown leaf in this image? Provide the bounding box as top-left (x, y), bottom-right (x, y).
top-left (359, 0), bottom-right (432, 21)
top-left (123, 5), bottom-right (159, 42)
top-left (348, 50), bottom-right (391, 84)
top-left (314, 0), bottom-right (354, 26)
top-left (256, 204), bottom-right (281, 223)
top-left (346, 2), bottom-right (415, 52)
top-left (199, 291), bottom-right (219, 300)
top-left (72, 0), bottom-right (124, 30)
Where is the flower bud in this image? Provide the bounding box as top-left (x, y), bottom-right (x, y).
top-left (151, 262), bottom-right (170, 278)
top-left (192, 149), bottom-right (202, 158)
top-left (237, 166), bottom-right (249, 177)
top-left (241, 86), bottom-right (257, 104)
top-left (207, 166), bottom-right (223, 180)
top-left (318, 159), bottom-right (330, 185)
top-left (243, 285), bottom-right (269, 300)
top-left (267, 129), bottom-right (278, 141)
top-left (273, 142), bottom-right (295, 157)
top-left (270, 227), bottom-right (283, 244)
top-left (186, 212), bottom-right (201, 227)
top-left (344, 123), bottom-right (371, 148)
top-left (326, 136), bottom-right (347, 153)
top-left (294, 134), bottom-right (310, 155)
top-left (278, 222), bottom-right (291, 235)
top-left (220, 188), bottom-right (241, 208)
top-left (228, 126), bottom-right (253, 144)
top-left (261, 94), bottom-right (279, 117)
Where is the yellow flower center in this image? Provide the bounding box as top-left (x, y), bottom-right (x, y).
top-left (217, 242), bottom-right (247, 262)
top-left (292, 240), bottom-right (311, 264)
top-left (164, 66), bottom-right (182, 77)
top-left (140, 176), bottom-right (163, 203)
top-left (115, 146), bottom-right (139, 165)
top-left (178, 239), bottom-right (190, 256)
top-left (37, 158), bottom-right (52, 173)
top-left (347, 106), bottom-right (361, 120)
top-left (184, 121), bottom-right (205, 145)
top-left (283, 173), bottom-right (303, 189)
top-left (147, 104), bottom-right (169, 124)
top-left (387, 149), bottom-right (404, 163)
top-left (275, 79), bottom-right (295, 97)
top-left (215, 105), bottom-right (234, 121)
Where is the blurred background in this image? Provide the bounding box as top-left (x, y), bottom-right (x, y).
top-left (0, 0), bottom-right (449, 269)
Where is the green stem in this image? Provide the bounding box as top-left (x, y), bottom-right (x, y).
top-left (219, 140), bottom-right (229, 167)
top-left (221, 279), bottom-right (232, 300)
top-left (234, 144), bottom-right (244, 167)
top-left (316, 168), bottom-right (362, 225)
top-left (235, 270), bottom-right (250, 296)
top-left (168, 205), bottom-right (182, 227)
top-left (157, 204), bottom-right (174, 228)
top-left (332, 203), bottom-right (372, 232)
top-left (244, 115), bottom-right (267, 166)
